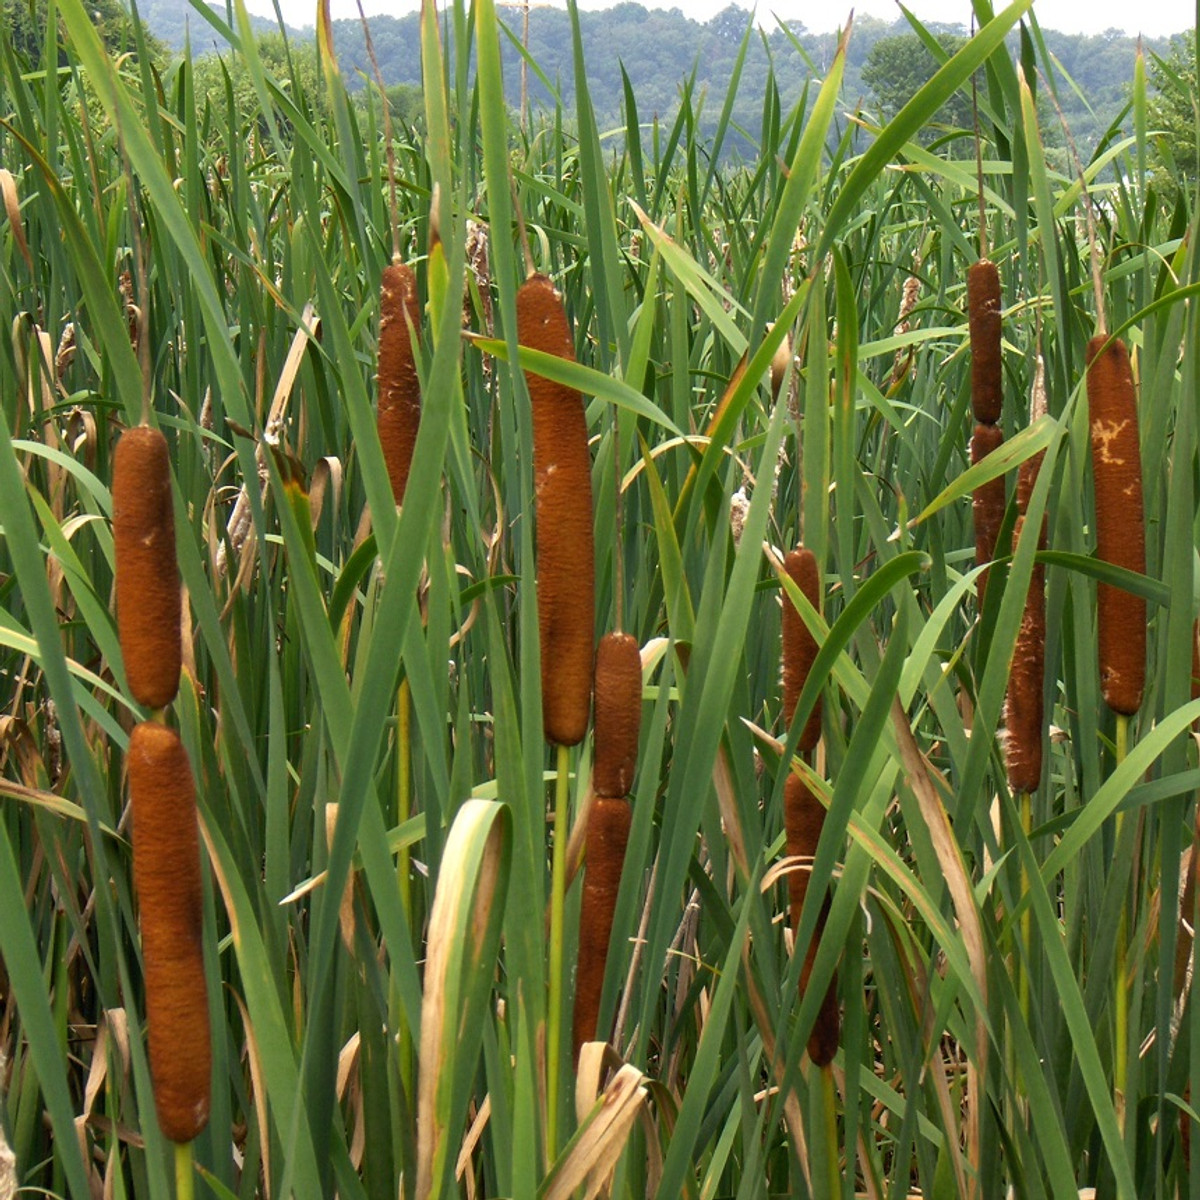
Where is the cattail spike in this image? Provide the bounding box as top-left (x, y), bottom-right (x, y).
top-left (1005, 515), bottom-right (1047, 794)
top-left (970, 423), bottom-right (1006, 608)
top-left (1085, 335), bottom-right (1145, 715)
top-left (113, 425), bottom-right (181, 709)
top-left (592, 633), bottom-right (642, 799)
top-left (781, 547), bottom-right (822, 753)
top-left (376, 262), bottom-right (422, 504)
top-left (783, 773), bottom-right (839, 1066)
top-left (517, 273), bottom-right (595, 746)
top-left (128, 722), bottom-right (211, 1143)
top-left (572, 796), bottom-right (631, 1058)
top-left (967, 259), bottom-right (1002, 425)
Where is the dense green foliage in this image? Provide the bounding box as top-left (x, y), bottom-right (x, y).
top-left (2, 0), bottom-right (1200, 1198)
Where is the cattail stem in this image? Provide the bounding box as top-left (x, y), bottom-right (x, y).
top-left (396, 676), bottom-right (414, 1100)
top-left (175, 1141), bottom-right (194, 1200)
top-left (818, 1063), bottom-right (840, 1197)
top-left (397, 676), bottom-right (412, 911)
top-left (1019, 789), bottom-right (1032, 1025)
top-left (546, 740), bottom-right (571, 1159)
top-left (1114, 712), bottom-right (1130, 1132)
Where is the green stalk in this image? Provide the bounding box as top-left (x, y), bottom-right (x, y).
top-left (396, 675), bottom-right (414, 1102)
top-left (1019, 789), bottom-right (1032, 1025)
top-left (397, 676), bottom-right (412, 911)
top-left (546, 740), bottom-right (571, 1159)
top-left (819, 1062), bottom-right (840, 1198)
top-left (1114, 713), bottom-right (1130, 1132)
top-left (175, 1141), bottom-right (193, 1200)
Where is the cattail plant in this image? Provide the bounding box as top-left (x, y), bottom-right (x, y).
top-left (127, 721), bottom-right (210, 1144)
top-left (113, 424), bottom-right (181, 710)
top-left (967, 259), bottom-right (1002, 425)
top-left (571, 632), bottom-right (641, 1058)
top-left (516, 271), bottom-right (595, 747)
top-left (590, 632), bottom-right (641, 801)
top-left (781, 548), bottom-right (822, 753)
top-left (572, 797), bottom-right (632, 1057)
top-left (376, 261), bottom-right (422, 505)
top-left (1004, 514), bottom-right (1046, 795)
top-left (780, 547), bottom-right (838, 1066)
top-left (1085, 334), bottom-right (1145, 716)
top-left (970, 423), bottom-right (1006, 607)
top-left (1005, 355), bottom-right (1049, 795)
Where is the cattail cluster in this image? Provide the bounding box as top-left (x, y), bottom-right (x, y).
top-left (1004, 358), bottom-right (1049, 795)
top-left (113, 422), bottom-right (210, 1142)
top-left (127, 722), bottom-right (211, 1143)
top-left (517, 273), bottom-right (595, 746)
top-left (573, 633), bottom-right (641, 1057)
top-left (967, 260), bottom-right (1005, 606)
top-left (1085, 335), bottom-right (1145, 715)
top-left (780, 547), bottom-right (839, 1066)
top-left (376, 261), bottom-right (422, 505)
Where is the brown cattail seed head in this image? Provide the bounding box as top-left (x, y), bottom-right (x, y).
top-left (517, 273), bottom-right (595, 746)
top-left (1005, 515), bottom-right (1047, 794)
top-left (592, 633), bottom-right (642, 799)
top-left (1085, 335), bottom-right (1145, 715)
top-left (967, 259), bottom-right (1002, 425)
top-left (781, 547), bottom-right (822, 753)
top-left (572, 796), bottom-right (631, 1058)
top-left (113, 425), bottom-right (181, 709)
top-left (376, 262), bottom-right (422, 505)
top-left (783, 773), bottom-right (839, 1066)
top-left (971, 423), bottom-right (1006, 607)
top-left (128, 722), bottom-right (210, 1143)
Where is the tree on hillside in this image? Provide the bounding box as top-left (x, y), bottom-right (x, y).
top-left (4, 0), bottom-right (166, 66)
top-left (860, 32), bottom-right (973, 141)
top-left (1148, 35), bottom-right (1198, 192)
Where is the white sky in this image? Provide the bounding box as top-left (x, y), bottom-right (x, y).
top-left (254, 0), bottom-right (1194, 38)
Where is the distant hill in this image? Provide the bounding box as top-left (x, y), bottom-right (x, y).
top-left (150, 0), bottom-right (1177, 156)
top-left (140, 0), bottom-right (299, 53)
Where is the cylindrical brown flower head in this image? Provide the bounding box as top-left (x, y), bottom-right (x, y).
top-left (593, 633), bottom-right (642, 799)
top-left (967, 259), bottom-right (1003, 425)
top-left (783, 773), bottom-right (839, 1066)
top-left (113, 425), bottom-right (181, 709)
top-left (1005, 515), bottom-right (1047, 794)
top-left (970, 423), bottom-right (1006, 607)
top-left (781, 547), bottom-right (822, 753)
top-left (1085, 335), bottom-right (1145, 715)
top-left (572, 796), bottom-right (631, 1059)
top-left (517, 273), bottom-right (595, 746)
top-left (128, 722), bottom-right (210, 1143)
top-left (376, 262), bottom-right (422, 504)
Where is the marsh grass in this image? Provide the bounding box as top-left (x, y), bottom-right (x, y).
top-left (1, 0), bottom-right (1199, 1196)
